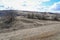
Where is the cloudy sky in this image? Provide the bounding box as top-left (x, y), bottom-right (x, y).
top-left (0, 0), bottom-right (60, 13)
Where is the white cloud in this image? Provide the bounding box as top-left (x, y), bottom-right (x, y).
top-left (48, 2), bottom-right (60, 13)
top-left (0, 0), bottom-right (50, 11)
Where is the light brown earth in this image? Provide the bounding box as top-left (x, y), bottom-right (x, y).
top-left (0, 16), bottom-right (60, 40)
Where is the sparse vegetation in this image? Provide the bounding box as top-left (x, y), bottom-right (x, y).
top-left (0, 10), bottom-right (17, 29)
top-left (0, 10), bottom-right (60, 40)
top-left (0, 10), bottom-right (60, 31)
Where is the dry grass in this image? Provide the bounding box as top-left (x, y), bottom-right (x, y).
top-left (0, 16), bottom-right (60, 40)
top-left (4, 23), bottom-right (60, 40)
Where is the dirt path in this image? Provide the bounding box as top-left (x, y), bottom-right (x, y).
top-left (0, 23), bottom-right (60, 40)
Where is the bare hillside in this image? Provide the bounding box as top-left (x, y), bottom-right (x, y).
top-left (1, 16), bottom-right (60, 33)
top-left (0, 10), bottom-right (60, 40)
top-left (0, 16), bottom-right (60, 40)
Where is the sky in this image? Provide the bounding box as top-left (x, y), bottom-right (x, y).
top-left (0, 0), bottom-right (60, 13)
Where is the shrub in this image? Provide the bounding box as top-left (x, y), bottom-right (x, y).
top-left (0, 10), bottom-right (17, 29)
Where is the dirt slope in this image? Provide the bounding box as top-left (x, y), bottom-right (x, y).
top-left (0, 16), bottom-right (60, 40)
top-left (0, 23), bottom-right (60, 40)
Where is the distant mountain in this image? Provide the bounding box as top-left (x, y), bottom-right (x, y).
top-left (0, 10), bottom-right (60, 17)
top-left (0, 10), bottom-right (18, 17)
top-left (0, 11), bottom-right (6, 16)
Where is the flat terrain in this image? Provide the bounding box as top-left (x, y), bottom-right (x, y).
top-left (0, 16), bottom-right (60, 40)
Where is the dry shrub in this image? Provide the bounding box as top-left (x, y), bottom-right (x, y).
top-left (0, 10), bottom-right (17, 29)
top-left (27, 13), bottom-right (44, 20)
